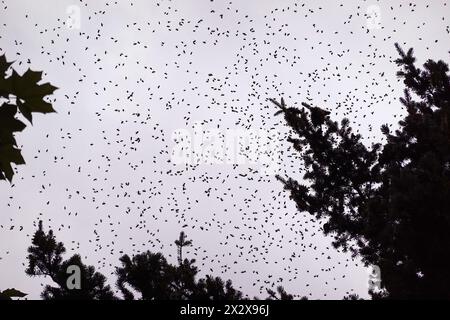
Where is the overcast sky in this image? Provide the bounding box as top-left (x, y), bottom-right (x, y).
top-left (1, 0), bottom-right (449, 299)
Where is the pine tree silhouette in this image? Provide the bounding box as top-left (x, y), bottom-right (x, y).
top-left (26, 221), bottom-right (116, 300)
top-left (273, 44), bottom-right (450, 299)
top-left (116, 231), bottom-right (243, 300)
top-left (266, 286), bottom-right (294, 300)
top-left (27, 225), bottom-right (257, 300)
top-left (175, 231), bottom-right (192, 266)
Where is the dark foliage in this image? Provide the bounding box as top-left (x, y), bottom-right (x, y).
top-left (266, 285), bottom-right (294, 300)
top-left (116, 230), bottom-right (243, 300)
top-left (0, 54), bottom-right (57, 182)
top-left (0, 288), bottom-right (27, 300)
top-left (26, 221), bottom-right (116, 300)
top-left (27, 222), bottom-right (291, 300)
top-left (273, 44), bottom-right (450, 299)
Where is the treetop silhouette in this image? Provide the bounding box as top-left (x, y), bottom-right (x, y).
top-left (27, 222), bottom-right (293, 300)
top-left (272, 44), bottom-right (450, 299)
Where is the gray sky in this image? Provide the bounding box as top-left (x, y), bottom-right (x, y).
top-left (0, 0), bottom-right (449, 299)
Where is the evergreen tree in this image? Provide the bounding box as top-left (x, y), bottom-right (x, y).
top-left (175, 231), bottom-right (192, 265)
top-left (273, 44), bottom-right (450, 299)
top-left (116, 251), bottom-right (176, 300)
top-left (26, 221), bottom-right (116, 300)
top-left (116, 232), bottom-right (243, 300)
top-left (28, 223), bottom-right (288, 300)
top-left (266, 286), bottom-right (294, 300)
